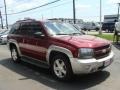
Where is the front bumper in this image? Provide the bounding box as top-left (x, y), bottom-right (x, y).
top-left (70, 51), bottom-right (114, 74)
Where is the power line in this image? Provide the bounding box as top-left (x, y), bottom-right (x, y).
top-left (2, 0), bottom-right (61, 15)
top-left (7, 0), bottom-right (74, 16)
top-left (38, 0), bottom-right (73, 12)
top-left (37, 0), bottom-right (73, 19)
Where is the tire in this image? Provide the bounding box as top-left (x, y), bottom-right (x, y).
top-left (51, 55), bottom-right (73, 81)
top-left (83, 28), bottom-right (87, 31)
top-left (95, 28), bottom-right (99, 31)
top-left (88, 29), bottom-right (90, 31)
top-left (11, 46), bottom-right (21, 63)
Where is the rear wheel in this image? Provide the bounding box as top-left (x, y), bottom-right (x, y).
top-left (51, 55), bottom-right (73, 81)
top-left (95, 28), bottom-right (99, 31)
top-left (11, 46), bottom-right (21, 63)
top-left (84, 28), bottom-right (87, 31)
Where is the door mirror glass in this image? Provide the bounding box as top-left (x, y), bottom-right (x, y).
top-left (34, 32), bottom-right (45, 38)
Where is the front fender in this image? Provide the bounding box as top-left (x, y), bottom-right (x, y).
top-left (46, 45), bottom-right (73, 64)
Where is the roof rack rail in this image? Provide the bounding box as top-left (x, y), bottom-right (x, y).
top-left (16, 18), bottom-right (36, 23)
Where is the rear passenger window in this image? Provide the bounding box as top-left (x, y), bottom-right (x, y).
top-left (20, 23), bottom-right (31, 36)
top-left (18, 22), bottom-right (44, 37)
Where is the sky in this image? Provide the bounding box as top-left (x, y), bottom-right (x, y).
top-left (0, 0), bottom-right (120, 25)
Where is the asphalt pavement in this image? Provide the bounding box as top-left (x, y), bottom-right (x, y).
top-left (0, 44), bottom-right (120, 90)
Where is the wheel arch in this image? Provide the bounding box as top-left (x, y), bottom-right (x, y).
top-left (46, 45), bottom-right (73, 64)
top-left (8, 39), bottom-right (21, 56)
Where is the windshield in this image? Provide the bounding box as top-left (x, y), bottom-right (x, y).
top-left (44, 22), bottom-right (82, 35)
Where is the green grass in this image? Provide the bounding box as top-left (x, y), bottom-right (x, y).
top-left (90, 34), bottom-right (113, 41)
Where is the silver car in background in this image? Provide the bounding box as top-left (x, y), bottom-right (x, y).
top-left (0, 30), bottom-right (10, 44)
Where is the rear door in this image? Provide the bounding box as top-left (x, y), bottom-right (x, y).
top-left (18, 22), bottom-right (31, 56)
top-left (24, 22), bottom-right (49, 61)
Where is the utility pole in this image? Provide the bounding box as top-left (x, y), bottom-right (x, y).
top-left (99, 0), bottom-right (102, 35)
top-left (117, 3), bottom-right (120, 20)
top-left (73, 0), bottom-right (76, 24)
top-left (0, 10), bottom-right (4, 29)
top-left (4, 0), bottom-right (8, 29)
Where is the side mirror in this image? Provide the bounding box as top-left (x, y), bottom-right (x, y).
top-left (34, 32), bottom-right (45, 38)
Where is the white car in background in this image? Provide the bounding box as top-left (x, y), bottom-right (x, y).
top-left (0, 34), bottom-right (8, 44)
top-left (82, 22), bottom-right (100, 31)
top-left (0, 30), bottom-right (9, 44)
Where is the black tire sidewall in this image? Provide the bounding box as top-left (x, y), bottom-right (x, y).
top-left (51, 55), bottom-right (72, 81)
top-left (11, 47), bottom-right (20, 63)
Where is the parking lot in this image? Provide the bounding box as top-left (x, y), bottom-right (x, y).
top-left (0, 44), bottom-right (120, 90)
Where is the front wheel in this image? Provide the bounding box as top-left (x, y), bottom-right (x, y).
top-left (11, 46), bottom-right (21, 63)
top-left (51, 55), bottom-right (73, 81)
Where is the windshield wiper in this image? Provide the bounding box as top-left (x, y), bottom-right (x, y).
top-left (56, 33), bottom-right (70, 35)
top-left (56, 33), bottom-right (81, 35)
top-left (71, 33), bottom-right (81, 35)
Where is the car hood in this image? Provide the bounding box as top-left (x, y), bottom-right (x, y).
top-left (53, 35), bottom-right (110, 48)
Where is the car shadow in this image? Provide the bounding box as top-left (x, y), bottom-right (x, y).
top-left (0, 58), bottom-right (110, 90)
top-left (112, 43), bottom-right (120, 50)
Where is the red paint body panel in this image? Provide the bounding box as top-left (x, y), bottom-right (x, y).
top-left (48, 35), bottom-right (110, 58)
top-left (8, 20), bottom-right (111, 60)
top-left (52, 35), bottom-right (110, 48)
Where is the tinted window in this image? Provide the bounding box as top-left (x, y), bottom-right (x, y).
top-left (9, 23), bottom-right (20, 34)
top-left (105, 17), bottom-right (117, 19)
top-left (30, 23), bottom-right (44, 37)
top-left (92, 23), bottom-right (95, 26)
top-left (20, 23), bottom-right (30, 35)
top-left (20, 22), bottom-right (44, 37)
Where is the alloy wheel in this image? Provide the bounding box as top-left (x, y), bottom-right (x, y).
top-left (11, 48), bottom-right (18, 61)
top-left (53, 59), bottom-right (67, 78)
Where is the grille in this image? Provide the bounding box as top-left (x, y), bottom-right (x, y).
top-left (94, 44), bottom-right (111, 59)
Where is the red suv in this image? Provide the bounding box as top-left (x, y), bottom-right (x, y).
top-left (7, 19), bottom-right (114, 80)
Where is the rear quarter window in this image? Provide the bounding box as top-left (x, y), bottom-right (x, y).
top-left (9, 23), bottom-right (20, 34)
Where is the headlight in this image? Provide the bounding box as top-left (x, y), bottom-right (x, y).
top-left (78, 48), bottom-right (94, 59)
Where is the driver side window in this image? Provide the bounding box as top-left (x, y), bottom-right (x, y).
top-left (30, 23), bottom-right (45, 38)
